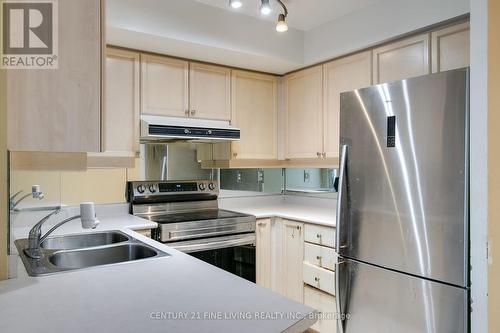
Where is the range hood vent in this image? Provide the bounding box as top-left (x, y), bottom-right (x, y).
top-left (141, 115), bottom-right (240, 142)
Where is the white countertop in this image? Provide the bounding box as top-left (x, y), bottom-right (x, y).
top-left (1, 212), bottom-right (316, 333)
top-left (219, 194), bottom-right (336, 227)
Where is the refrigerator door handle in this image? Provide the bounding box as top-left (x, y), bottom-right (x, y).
top-left (336, 144), bottom-right (348, 251)
top-left (335, 259), bottom-right (346, 333)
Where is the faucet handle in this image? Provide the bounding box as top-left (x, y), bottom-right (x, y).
top-left (80, 202), bottom-right (99, 229)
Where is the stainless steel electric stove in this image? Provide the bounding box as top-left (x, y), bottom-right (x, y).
top-left (127, 180), bottom-right (256, 282)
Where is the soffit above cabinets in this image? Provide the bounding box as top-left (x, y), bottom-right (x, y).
top-left (106, 0), bottom-right (469, 74)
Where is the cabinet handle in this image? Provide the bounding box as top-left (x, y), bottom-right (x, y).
top-left (185, 109), bottom-right (189, 115)
top-left (296, 225), bottom-right (301, 230)
top-left (190, 109), bottom-right (196, 115)
top-left (257, 222), bottom-right (266, 226)
top-left (316, 234), bottom-right (322, 238)
top-left (322, 152), bottom-right (326, 158)
top-left (316, 152), bottom-right (321, 158)
top-left (316, 255), bottom-right (322, 260)
top-left (314, 277), bottom-right (320, 282)
top-left (233, 152), bottom-right (238, 158)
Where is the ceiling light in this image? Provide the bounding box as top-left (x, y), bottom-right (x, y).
top-left (260, 0), bottom-right (271, 15)
top-left (229, 0), bottom-right (242, 9)
top-left (276, 13), bottom-right (288, 32)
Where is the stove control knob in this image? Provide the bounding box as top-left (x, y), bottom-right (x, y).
top-left (137, 185), bottom-right (146, 194)
top-left (149, 185), bottom-right (157, 193)
top-left (208, 183), bottom-right (216, 191)
top-left (198, 183), bottom-right (206, 191)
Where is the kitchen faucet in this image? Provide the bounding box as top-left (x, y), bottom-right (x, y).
top-left (10, 185), bottom-right (44, 210)
top-left (24, 202), bottom-right (100, 259)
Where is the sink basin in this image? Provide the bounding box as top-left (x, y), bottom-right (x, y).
top-left (41, 231), bottom-right (130, 250)
top-left (15, 230), bottom-right (169, 276)
top-left (49, 243), bottom-right (159, 269)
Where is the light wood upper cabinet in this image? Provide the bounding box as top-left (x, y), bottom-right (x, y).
top-left (7, 0), bottom-right (102, 152)
top-left (281, 219), bottom-right (305, 303)
top-left (231, 70), bottom-right (278, 159)
top-left (256, 219), bottom-right (273, 289)
top-left (431, 22), bottom-right (470, 73)
top-left (284, 66), bottom-right (324, 159)
top-left (141, 54), bottom-right (189, 118)
top-left (323, 51), bottom-right (372, 158)
top-left (373, 33), bottom-right (430, 84)
top-left (189, 63), bottom-right (231, 121)
top-left (104, 48), bottom-right (140, 154)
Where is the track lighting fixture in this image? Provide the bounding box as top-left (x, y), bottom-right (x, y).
top-left (227, 0), bottom-right (289, 33)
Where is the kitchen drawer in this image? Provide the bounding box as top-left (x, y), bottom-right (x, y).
top-left (303, 262), bottom-right (335, 295)
top-left (304, 285), bottom-right (337, 333)
top-left (304, 224), bottom-right (335, 248)
top-left (304, 242), bottom-right (337, 271)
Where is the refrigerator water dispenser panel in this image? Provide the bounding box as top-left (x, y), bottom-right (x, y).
top-left (387, 116), bottom-right (396, 147)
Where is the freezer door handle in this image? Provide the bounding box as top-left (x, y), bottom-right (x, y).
top-left (335, 259), bottom-right (346, 333)
top-left (336, 144), bottom-right (348, 252)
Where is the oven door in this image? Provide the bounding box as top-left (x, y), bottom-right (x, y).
top-left (168, 233), bottom-right (256, 283)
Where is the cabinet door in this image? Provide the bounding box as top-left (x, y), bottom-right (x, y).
top-left (323, 51), bottom-right (372, 158)
top-left (7, 0), bottom-right (102, 152)
top-left (431, 22), bottom-right (470, 73)
top-left (256, 219), bottom-right (272, 289)
top-left (284, 66), bottom-right (323, 159)
top-left (141, 54), bottom-right (189, 118)
top-left (104, 48), bottom-right (140, 154)
top-left (373, 34), bottom-right (430, 84)
top-left (231, 70), bottom-right (278, 160)
top-left (189, 62), bottom-right (231, 121)
top-left (304, 285), bottom-right (337, 333)
top-left (281, 219), bottom-right (305, 303)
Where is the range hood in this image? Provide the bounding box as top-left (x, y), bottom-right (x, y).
top-left (141, 115), bottom-right (240, 142)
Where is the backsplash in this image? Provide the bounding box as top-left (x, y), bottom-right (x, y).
top-left (9, 168), bottom-right (133, 207)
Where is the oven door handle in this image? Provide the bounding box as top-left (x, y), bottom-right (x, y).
top-left (169, 234), bottom-right (256, 253)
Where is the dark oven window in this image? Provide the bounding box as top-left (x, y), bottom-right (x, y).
top-left (189, 245), bottom-right (256, 283)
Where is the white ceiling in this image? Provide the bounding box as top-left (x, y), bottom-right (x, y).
top-left (193, 0), bottom-right (380, 31)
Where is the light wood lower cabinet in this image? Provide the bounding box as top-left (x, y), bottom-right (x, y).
top-left (280, 219), bottom-right (305, 303)
top-left (254, 218), bottom-right (337, 332)
top-left (304, 242), bottom-right (337, 271)
top-left (304, 285), bottom-right (337, 333)
top-left (303, 262), bottom-right (335, 296)
top-left (304, 224), bottom-right (336, 248)
top-left (256, 219), bottom-right (273, 289)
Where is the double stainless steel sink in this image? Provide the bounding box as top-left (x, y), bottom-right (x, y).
top-left (15, 230), bottom-right (169, 276)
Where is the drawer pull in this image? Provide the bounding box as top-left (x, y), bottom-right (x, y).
top-left (297, 226), bottom-right (301, 230)
top-left (314, 277), bottom-right (320, 282)
top-left (316, 256), bottom-right (322, 260)
top-left (316, 234), bottom-right (322, 238)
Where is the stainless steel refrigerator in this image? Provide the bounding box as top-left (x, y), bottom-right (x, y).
top-left (335, 68), bottom-right (469, 333)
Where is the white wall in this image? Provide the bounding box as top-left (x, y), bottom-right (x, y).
top-left (470, 0), bottom-right (488, 331)
top-left (304, 0), bottom-right (470, 65)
